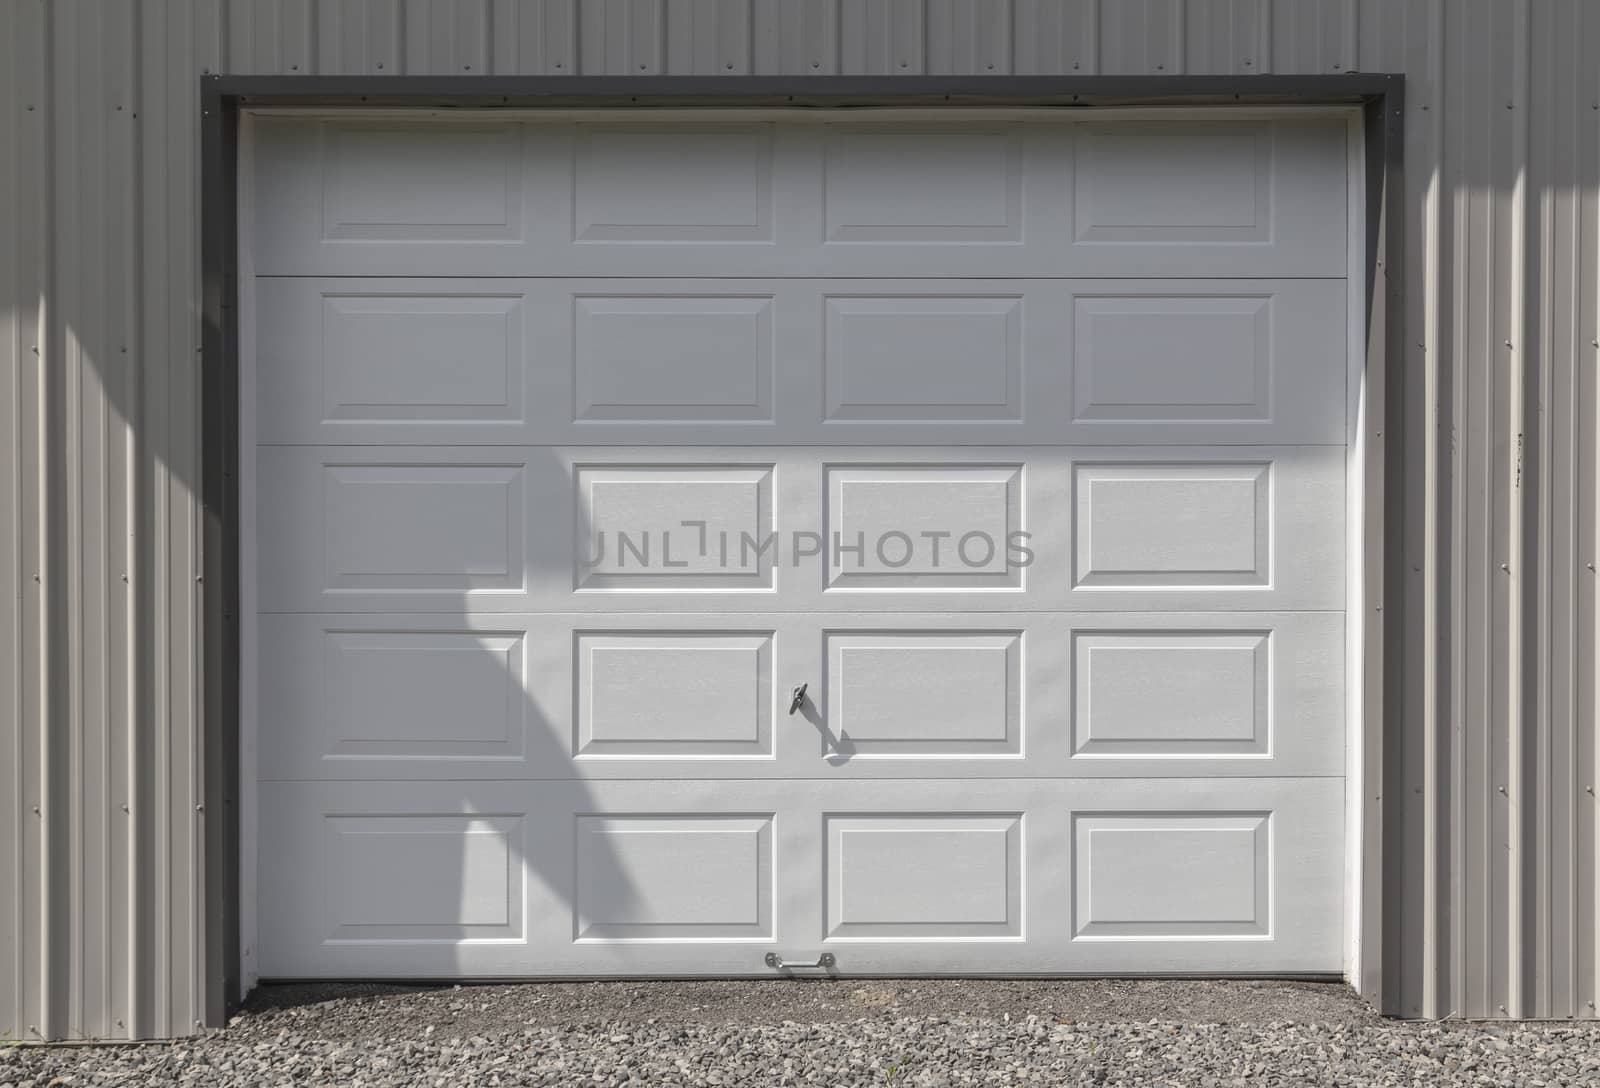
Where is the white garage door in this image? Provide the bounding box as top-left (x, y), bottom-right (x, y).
top-left (247, 112), bottom-right (1351, 978)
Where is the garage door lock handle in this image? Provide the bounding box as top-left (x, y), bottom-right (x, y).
top-left (788, 683), bottom-right (808, 715)
top-left (765, 952), bottom-right (835, 971)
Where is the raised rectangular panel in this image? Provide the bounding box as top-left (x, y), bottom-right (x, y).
top-left (574, 816), bottom-right (773, 940)
top-left (1074, 463), bottom-right (1270, 588)
top-left (321, 294), bottom-right (521, 423)
top-left (321, 123), bottom-right (521, 241)
top-left (324, 464), bottom-right (523, 591)
top-left (825, 632), bottom-right (1021, 757)
top-left (576, 632), bottom-right (773, 757)
top-left (576, 465), bottom-right (775, 590)
top-left (825, 815), bottom-right (1022, 939)
top-left (1074, 123), bottom-right (1269, 243)
top-left (323, 815), bottom-right (522, 941)
top-left (1072, 296), bottom-right (1270, 422)
top-left (825, 464), bottom-right (1023, 590)
top-left (1073, 813), bottom-right (1270, 938)
top-left (574, 127), bottom-right (773, 242)
top-left (824, 297), bottom-right (1021, 421)
top-left (574, 296), bottom-right (774, 422)
top-left (1073, 632), bottom-right (1269, 757)
top-left (323, 631), bottom-right (524, 759)
top-left (823, 126), bottom-right (1023, 242)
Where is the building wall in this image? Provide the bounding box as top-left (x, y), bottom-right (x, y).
top-left (0, 0), bottom-right (1593, 1038)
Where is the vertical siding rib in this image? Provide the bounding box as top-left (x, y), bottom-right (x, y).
top-left (0, 0), bottom-right (20, 1040)
top-left (665, 0), bottom-right (752, 75)
top-left (839, 0), bottom-right (923, 76)
top-left (1183, 0), bottom-right (1263, 76)
top-left (1010, 0), bottom-right (1096, 74)
top-left (1099, 0), bottom-right (1183, 75)
top-left (581, 0), bottom-right (666, 75)
top-left (2, 0), bottom-right (1597, 1037)
top-left (751, 0), bottom-right (838, 75)
top-left (0, 0), bottom-right (48, 1044)
top-left (1578, 0), bottom-right (1600, 1025)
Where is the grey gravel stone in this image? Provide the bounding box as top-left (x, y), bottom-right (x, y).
top-left (8, 981), bottom-right (1600, 1086)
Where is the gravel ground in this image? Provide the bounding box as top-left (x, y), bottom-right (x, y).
top-left (6, 979), bottom-right (1600, 1086)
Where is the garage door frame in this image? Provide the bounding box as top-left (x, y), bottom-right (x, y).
top-left (200, 72), bottom-right (1404, 1024)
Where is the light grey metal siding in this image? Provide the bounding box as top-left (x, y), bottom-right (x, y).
top-left (0, 0), bottom-right (1592, 1036)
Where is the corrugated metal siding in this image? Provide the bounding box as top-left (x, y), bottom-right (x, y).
top-left (0, 0), bottom-right (1594, 1036)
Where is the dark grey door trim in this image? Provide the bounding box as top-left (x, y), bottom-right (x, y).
top-left (200, 73), bottom-right (1404, 1021)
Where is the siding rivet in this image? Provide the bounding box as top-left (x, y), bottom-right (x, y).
top-left (121, 802), bottom-right (129, 812)
top-left (1588, 563), bottom-right (1595, 571)
top-left (1243, 59), bottom-right (1252, 67)
top-left (290, 64), bottom-right (298, 71)
top-left (1156, 64), bottom-right (1165, 71)
top-left (1587, 786), bottom-right (1594, 795)
top-left (376, 62), bottom-right (384, 70)
top-left (727, 63), bottom-right (735, 70)
top-left (465, 64), bottom-right (473, 71)
top-left (196, 575), bottom-right (203, 583)
top-left (196, 803), bottom-right (204, 812)
top-left (32, 806), bottom-right (40, 815)
top-left (1072, 62), bottom-right (1080, 70)
top-left (1501, 563), bottom-right (1510, 571)
top-left (1498, 785), bottom-right (1507, 794)
top-left (1505, 340), bottom-right (1514, 348)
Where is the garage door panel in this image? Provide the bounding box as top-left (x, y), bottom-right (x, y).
top-left (256, 445), bottom-right (1340, 613)
top-left (258, 777), bottom-right (1339, 977)
top-left (251, 111), bottom-right (1352, 982)
top-left (256, 277), bottom-right (1343, 446)
top-left (256, 611), bottom-right (1340, 780)
top-left (1066, 118), bottom-right (1347, 276)
top-left (253, 117), bottom-right (1345, 278)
